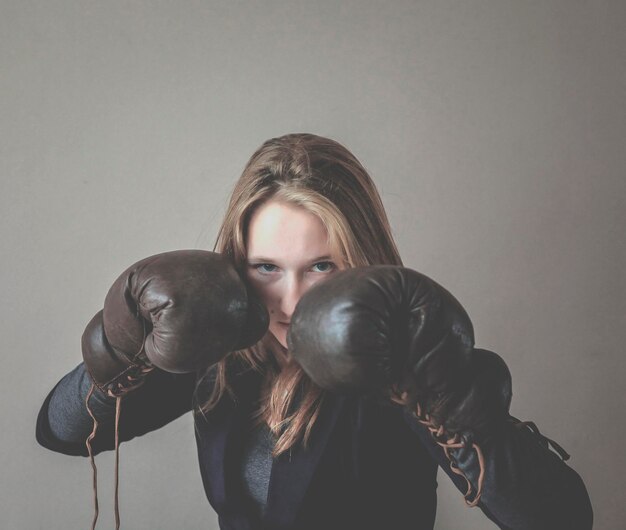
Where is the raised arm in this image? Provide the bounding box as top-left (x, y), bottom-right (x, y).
top-left (36, 361), bottom-right (197, 456)
top-left (36, 249), bottom-right (268, 456)
top-left (287, 265), bottom-right (593, 530)
top-left (405, 407), bottom-right (592, 530)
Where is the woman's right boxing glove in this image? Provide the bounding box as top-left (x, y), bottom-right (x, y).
top-left (81, 249), bottom-right (269, 397)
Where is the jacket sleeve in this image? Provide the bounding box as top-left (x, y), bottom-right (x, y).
top-left (36, 362), bottom-right (198, 457)
top-left (403, 410), bottom-right (593, 530)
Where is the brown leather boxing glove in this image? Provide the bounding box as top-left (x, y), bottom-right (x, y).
top-left (82, 249), bottom-right (268, 397)
top-left (287, 265), bottom-right (511, 507)
top-left (80, 250), bottom-right (269, 530)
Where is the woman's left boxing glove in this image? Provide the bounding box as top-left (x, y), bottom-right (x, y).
top-left (286, 265), bottom-right (474, 397)
top-left (81, 249), bottom-right (268, 397)
top-left (287, 265), bottom-right (513, 506)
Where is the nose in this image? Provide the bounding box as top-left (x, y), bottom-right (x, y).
top-left (279, 274), bottom-right (307, 319)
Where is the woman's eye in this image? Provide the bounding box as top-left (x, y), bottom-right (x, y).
top-left (255, 264), bottom-right (278, 273)
top-left (250, 262), bottom-right (335, 274)
top-left (312, 261), bottom-right (335, 273)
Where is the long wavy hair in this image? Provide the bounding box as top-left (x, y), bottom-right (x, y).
top-left (193, 133), bottom-right (403, 457)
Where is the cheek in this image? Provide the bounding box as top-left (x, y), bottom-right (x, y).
top-left (305, 272), bottom-right (337, 292)
top-left (245, 277), bottom-right (278, 311)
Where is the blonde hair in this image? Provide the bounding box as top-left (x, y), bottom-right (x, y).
top-left (193, 133), bottom-right (403, 456)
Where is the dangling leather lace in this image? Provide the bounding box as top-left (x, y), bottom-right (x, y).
top-left (84, 328), bottom-right (154, 530)
top-left (509, 415), bottom-right (571, 461)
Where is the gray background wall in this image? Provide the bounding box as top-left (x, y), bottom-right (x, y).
top-left (2, 1), bottom-right (624, 528)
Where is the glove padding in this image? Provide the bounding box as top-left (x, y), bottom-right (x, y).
top-left (287, 265), bottom-right (474, 397)
top-left (287, 265), bottom-right (513, 506)
top-left (287, 266), bottom-right (511, 432)
top-left (422, 347), bottom-right (512, 442)
top-left (82, 249), bottom-right (268, 395)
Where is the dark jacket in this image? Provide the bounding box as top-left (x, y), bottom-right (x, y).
top-left (36, 364), bottom-right (592, 530)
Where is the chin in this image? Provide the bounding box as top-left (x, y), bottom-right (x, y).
top-left (270, 328), bottom-right (289, 350)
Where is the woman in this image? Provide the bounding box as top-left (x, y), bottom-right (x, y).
top-left (36, 133), bottom-right (592, 530)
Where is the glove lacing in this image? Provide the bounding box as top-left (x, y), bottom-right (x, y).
top-left (84, 326), bottom-right (153, 530)
top-left (413, 404), bottom-right (572, 508)
top-left (414, 401), bottom-right (486, 507)
top-left (508, 415), bottom-right (571, 461)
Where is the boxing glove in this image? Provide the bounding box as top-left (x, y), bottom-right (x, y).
top-left (82, 249), bottom-right (269, 396)
top-left (287, 265), bottom-right (512, 444)
top-left (287, 265), bottom-right (514, 506)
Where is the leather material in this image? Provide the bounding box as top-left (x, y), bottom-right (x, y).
top-left (82, 310), bottom-right (133, 387)
top-left (287, 265), bottom-right (474, 396)
top-left (82, 250), bottom-right (269, 390)
top-left (287, 265), bottom-right (510, 441)
top-left (427, 347), bottom-right (512, 441)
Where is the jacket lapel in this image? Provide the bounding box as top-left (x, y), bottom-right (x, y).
top-left (262, 392), bottom-right (346, 529)
top-left (198, 368), bottom-right (346, 529)
top-left (196, 368), bottom-right (260, 519)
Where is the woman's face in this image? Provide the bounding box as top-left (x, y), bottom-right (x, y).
top-left (245, 200), bottom-right (345, 349)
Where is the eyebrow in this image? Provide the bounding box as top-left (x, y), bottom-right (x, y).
top-left (247, 255), bottom-right (334, 263)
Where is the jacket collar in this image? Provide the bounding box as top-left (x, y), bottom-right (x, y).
top-left (199, 367), bottom-right (346, 529)
top-left (263, 390), bottom-right (345, 528)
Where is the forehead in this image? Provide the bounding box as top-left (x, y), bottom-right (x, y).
top-left (246, 201), bottom-right (334, 262)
